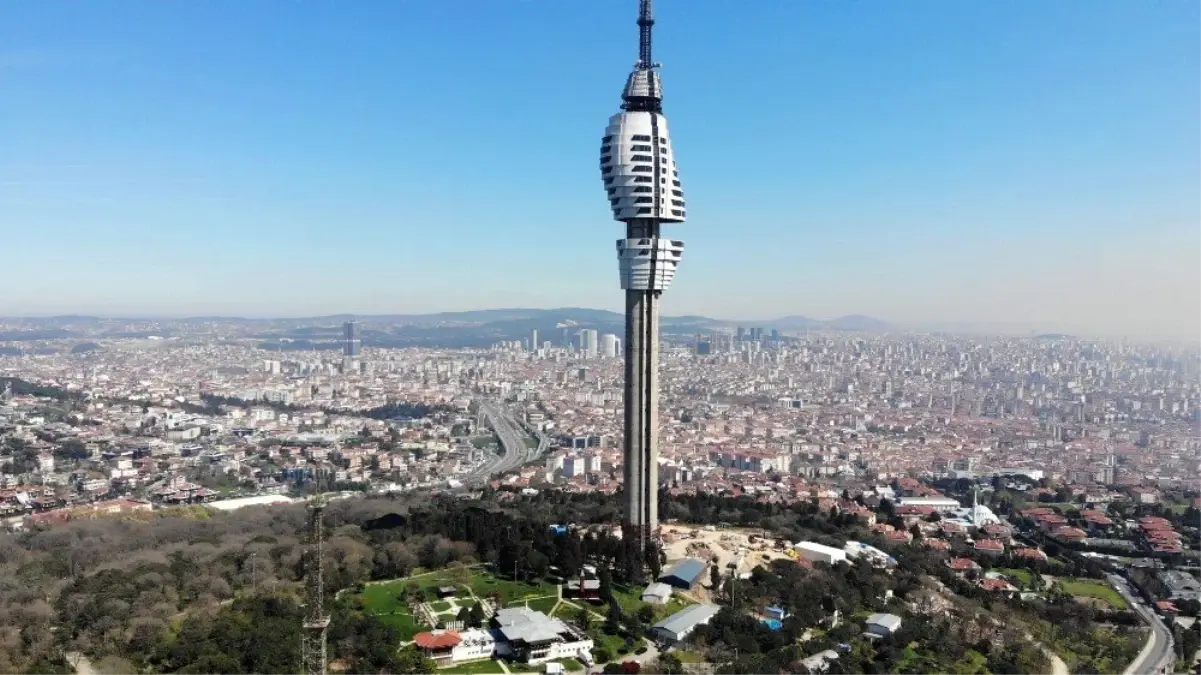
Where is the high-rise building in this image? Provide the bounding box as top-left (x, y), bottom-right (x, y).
top-left (343, 321), bottom-right (361, 357)
top-left (599, 0), bottom-right (686, 552)
top-left (582, 329), bottom-right (600, 359)
top-left (584, 453), bottom-right (602, 474)
top-left (530, 329), bottom-right (539, 353)
top-left (601, 333), bottom-right (620, 359)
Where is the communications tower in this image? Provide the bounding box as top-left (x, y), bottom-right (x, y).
top-left (598, 0), bottom-right (686, 553)
top-left (300, 497), bottom-right (329, 675)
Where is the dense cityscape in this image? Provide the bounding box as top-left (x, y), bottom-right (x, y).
top-left (0, 312), bottom-right (1198, 674)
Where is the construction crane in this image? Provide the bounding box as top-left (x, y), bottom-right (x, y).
top-left (300, 495), bottom-right (330, 675)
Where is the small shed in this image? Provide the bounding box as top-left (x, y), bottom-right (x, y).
top-left (641, 582), bottom-right (673, 605)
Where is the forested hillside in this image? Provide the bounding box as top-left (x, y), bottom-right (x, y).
top-left (0, 489), bottom-right (1155, 674)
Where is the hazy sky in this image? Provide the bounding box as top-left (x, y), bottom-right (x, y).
top-left (2, 1), bottom-right (1198, 339)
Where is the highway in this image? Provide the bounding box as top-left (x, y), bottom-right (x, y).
top-left (1109, 574), bottom-right (1175, 675)
top-left (464, 399), bottom-right (549, 485)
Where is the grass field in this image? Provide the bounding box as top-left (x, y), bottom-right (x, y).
top-left (891, 644), bottom-right (989, 674)
top-left (997, 568), bottom-right (1035, 588)
top-left (1059, 578), bottom-right (1128, 610)
top-left (673, 650), bottom-right (705, 663)
top-left (523, 595), bottom-right (559, 614)
top-left (468, 572), bottom-right (557, 603)
top-left (591, 630), bottom-right (629, 659)
top-left (438, 659), bottom-right (507, 674)
top-left (355, 566), bottom-right (559, 640)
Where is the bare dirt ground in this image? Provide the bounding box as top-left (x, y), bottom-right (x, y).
top-left (659, 524), bottom-right (795, 577)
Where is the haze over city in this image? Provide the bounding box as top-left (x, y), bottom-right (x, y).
top-left (3, 1), bottom-right (1198, 340)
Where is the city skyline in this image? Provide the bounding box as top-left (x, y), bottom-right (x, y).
top-left (2, 1), bottom-right (1198, 340)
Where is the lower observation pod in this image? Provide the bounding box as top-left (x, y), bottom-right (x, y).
top-left (616, 238), bottom-right (685, 292)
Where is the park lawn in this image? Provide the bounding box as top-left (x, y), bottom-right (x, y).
top-left (481, 576), bottom-right (557, 603)
top-left (523, 595), bottom-right (559, 614)
top-left (373, 609), bottom-right (424, 640)
top-left (439, 659), bottom-right (506, 674)
top-left (672, 650), bottom-right (705, 663)
top-left (997, 568), bottom-right (1035, 588)
top-left (590, 629), bottom-right (628, 659)
top-left (356, 567), bottom-right (561, 640)
top-left (361, 583), bottom-right (411, 614)
top-left (656, 594), bottom-right (695, 621)
top-left (1060, 578), bottom-right (1128, 610)
top-left (896, 645), bottom-right (987, 675)
top-left (610, 585), bottom-right (644, 615)
top-left (551, 602), bottom-right (587, 622)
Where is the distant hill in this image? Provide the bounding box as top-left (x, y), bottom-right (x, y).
top-left (826, 314), bottom-right (892, 332)
top-left (761, 314), bottom-right (892, 332)
top-left (6, 308), bottom-right (892, 349)
top-left (771, 315), bottom-right (823, 330)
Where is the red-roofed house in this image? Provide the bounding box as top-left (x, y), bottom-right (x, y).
top-left (414, 630), bottom-right (462, 665)
top-left (978, 578), bottom-right (1019, 596)
top-left (974, 539), bottom-right (1005, 556)
top-left (924, 538), bottom-right (951, 552)
top-left (948, 557), bottom-right (981, 577)
top-left (1051, 526), bottom-right (1087, 542)
top-left (1014, 547), bottom-right (1048, 563)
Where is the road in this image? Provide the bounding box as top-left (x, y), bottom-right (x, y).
top-left (465, 399), bottom-right (549, 484)
top-left (1109, 574), bottom-right (1175, 675)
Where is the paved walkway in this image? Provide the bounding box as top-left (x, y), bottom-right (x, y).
top-left (65, 653), bottom-right (97, 675)
top-left (1045, 648), bottom-right (1069, 675)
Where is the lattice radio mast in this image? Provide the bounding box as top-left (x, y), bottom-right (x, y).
top-left (300, 496), bottom-right (330, 675)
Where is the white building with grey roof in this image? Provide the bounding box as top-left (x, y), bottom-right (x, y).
top-left (651, 603), bottom-right (720, 643)
top-left (492, 606), bottom-right (593, 664)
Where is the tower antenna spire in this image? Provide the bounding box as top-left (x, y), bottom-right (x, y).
top-left (637, 0), bottom-right (654, 69)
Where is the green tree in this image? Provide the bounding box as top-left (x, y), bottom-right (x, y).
top-left (605, 599), bottom-right (622, 634)
top-left (652, 653), bottom-right (684, 675)
top-left (598, 566), bottom-right (614, 603)
top-left (392, 646), bottom-right (435, 674)
top-left (636, 604), bottom-right (655, 625)
top-left (468, 603), bottom-right (486, 628)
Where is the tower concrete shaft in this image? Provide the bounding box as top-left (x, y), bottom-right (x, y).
top-left (622, 219), bottom-right (661, 548)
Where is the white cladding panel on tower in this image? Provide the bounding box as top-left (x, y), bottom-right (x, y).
top-left (600, 111), bottom-right (685, 223)
top-left (617, 237), bottom-right (684, 291)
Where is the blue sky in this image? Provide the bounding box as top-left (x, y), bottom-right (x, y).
top-left (2, 0), bottom-right (1198, 338)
